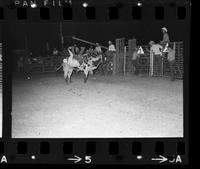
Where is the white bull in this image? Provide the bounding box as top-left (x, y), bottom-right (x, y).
top-left (59, 47), bottom-right (102, 84)
top-left (81, 56), bottom-right (102, 82)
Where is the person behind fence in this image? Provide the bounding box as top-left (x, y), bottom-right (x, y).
top-left (23, 54), bottom-right (32, 79)
top-left (52, 48), bottom-right (59, 56)
top-left (108, 41), bottom-right (116, 52)
top-left (17, 56), bottom-right (23, 73)
top-left (149, 41), bottom-right (163, 76)
top-left (167, 42), bottom-right (176, 81)
top-left (95, 43), bottom-right (102, 54)
top-left (132, 47), bottom-right (139, 75)
top-left (106, 41), bottom-right (116, 60)
top-left (88, 45), bottom-right (94, 53)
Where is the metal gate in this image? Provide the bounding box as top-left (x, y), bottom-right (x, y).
top-left (126, 39), bottom-right (137, 73)
top-left (113, 38), bottom-right (125, 75)
top-left (112, 41), bottom-right (184, 79)
top-left (163, 42), bottom-right (184, 79)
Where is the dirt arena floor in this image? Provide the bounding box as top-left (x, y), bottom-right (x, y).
top-left (12, 73), bottom-right (183, 138)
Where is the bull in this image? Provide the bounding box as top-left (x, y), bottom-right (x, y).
top-left (56, 47), bottom-right (102, 84)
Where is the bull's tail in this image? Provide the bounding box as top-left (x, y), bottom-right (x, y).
top-left (96, 60), bottom-right (102, 68)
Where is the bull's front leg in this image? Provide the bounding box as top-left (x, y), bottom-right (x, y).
top-left (68, 68), bottom-right (73, 83)
top-left (64, 70), bottom-right (69, 84)
top-left (84, 68), bottom-right (89, 83)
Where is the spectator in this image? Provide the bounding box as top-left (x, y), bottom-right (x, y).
top-left (88, 45), bottom-right (94, 52)
top-left (95, 43), bottom-right (102, 54)
top-left (17, 57), bottom-right (23, 73)
top-left (132, 47), bottom-right (139, 75)
top-left (29, 52), bottom-right (33, 58)
top-left (23, 55), bottom-right (31, 79)
top-left (106, 41), bottom-right (116, 61)
top-left (149, 41), bottom-right (163, 76)
top-left (108, 41), bottom-right (116, 52)
top-left (167, 43), bottom-right (176, 81)
top-left (53, 48), bottom-right (59, 56)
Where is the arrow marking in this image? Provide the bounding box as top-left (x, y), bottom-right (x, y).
top-left (151, 155), bottom-right (168, 163)
top-left (67, 155), bottom-right (82, 163)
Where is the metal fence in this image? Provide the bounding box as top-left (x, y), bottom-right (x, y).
top-left (114, 41), bottom-right (184, 79)
top-left (30, 56), bottom-right (63, 73)
top-left (24, 41), bottom-right (184, 79)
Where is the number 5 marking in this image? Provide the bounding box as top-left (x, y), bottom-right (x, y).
top-left (85, 156), bottom-right (92, 163)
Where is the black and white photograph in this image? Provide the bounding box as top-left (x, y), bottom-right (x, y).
top-left (6, 0), bottom-right (189, 138)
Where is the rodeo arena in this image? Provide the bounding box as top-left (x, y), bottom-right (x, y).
top-left (11, 26), bottom-right (183, 138)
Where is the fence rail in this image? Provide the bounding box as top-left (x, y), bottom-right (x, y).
top-left (23, 41), bottom-right (184, 79)
top-left (115, 41), bottom-right (184, 79)
top-left (30, 56), bottom-right (63, 73)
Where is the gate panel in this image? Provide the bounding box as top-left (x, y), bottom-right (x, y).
top-left (163, 42), bottom-right (184, 78)
top-left (137, 45), bottom-right (150, 75)
top-left (114, 38), bottom-right (125, 75)
top-left (127, 39), bottom-right (136, 73)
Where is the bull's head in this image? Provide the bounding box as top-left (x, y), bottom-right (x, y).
top-left (87, 54), bottom-right (102, 69)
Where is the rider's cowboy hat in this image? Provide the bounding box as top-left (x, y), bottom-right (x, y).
top-left (162, 27), bottom-right (168, 32)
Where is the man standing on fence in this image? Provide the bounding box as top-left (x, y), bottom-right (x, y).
top-left (160, 27), bottom-right (170, 47)
top-left (167, 42), bottom-right (176, 81)
top-left (149, 41), bottom-right (163, 77)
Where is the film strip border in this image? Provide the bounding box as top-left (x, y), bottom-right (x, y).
top-left (0, 0), bottom-right (191, 21)
top-left (0, 0), bottom-right (190, 165)
top-left (0, 139), bottom-right (187, 164)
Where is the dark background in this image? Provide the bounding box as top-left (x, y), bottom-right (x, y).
top-left (6, 20), bottom-right (190, 56)
top-left (0, 1), bottom-right (190, 158)
top-left (2, 0), bottom-right (191, 57)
